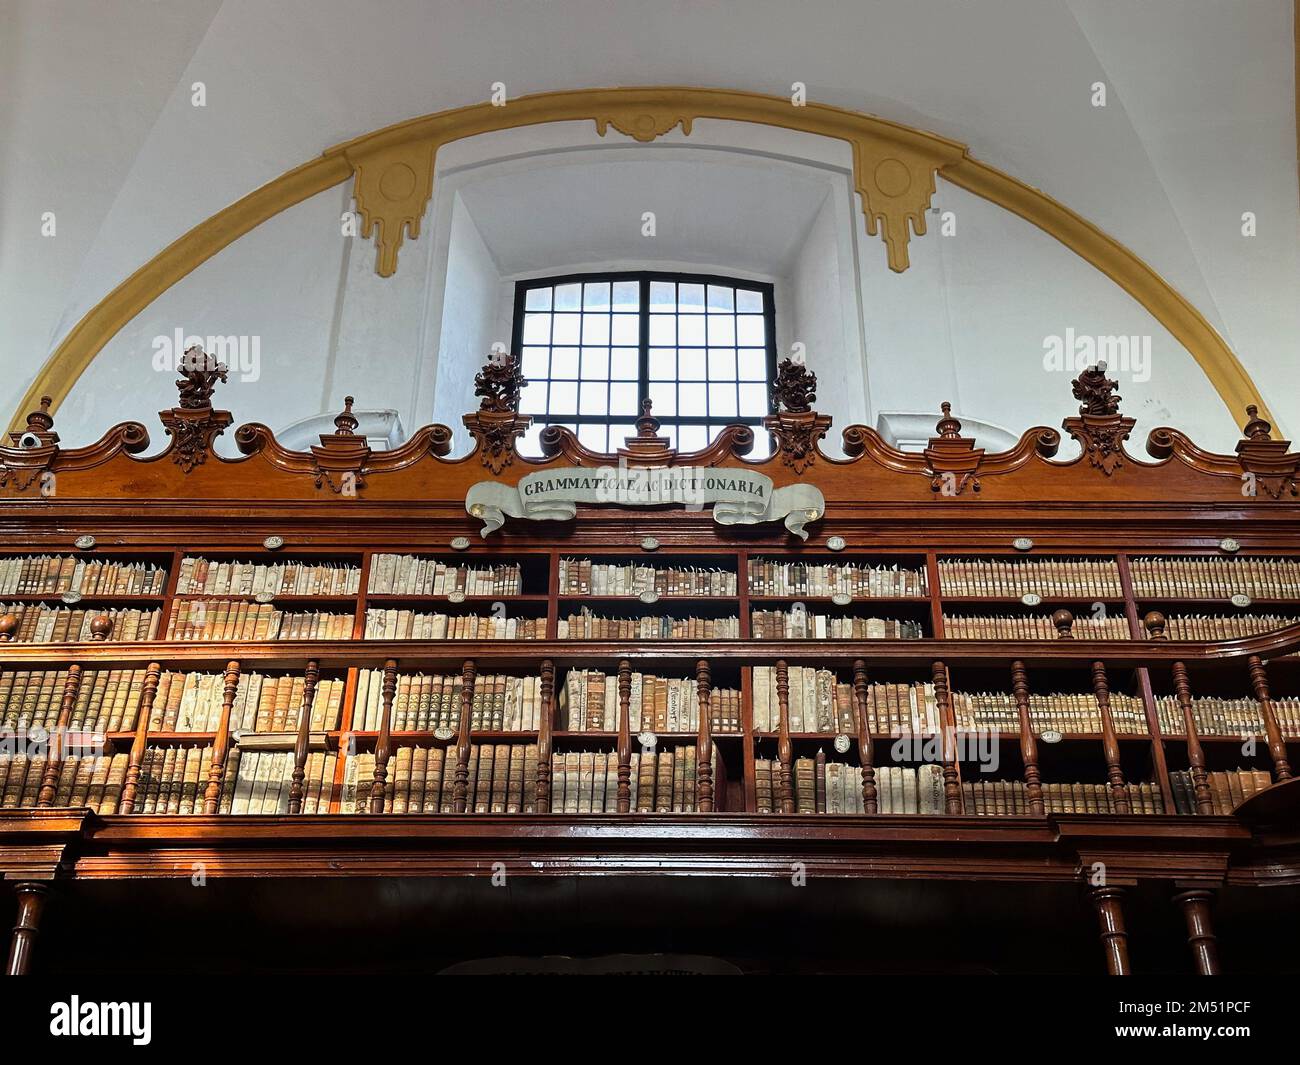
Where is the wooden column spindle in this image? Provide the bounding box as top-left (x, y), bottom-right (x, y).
top-left (1091, 660), bottom-right (1130, 813)
top-left (370, 658), bottom-right (398, 813)
top-left (616, 659), bottom-right (632, 813)
top-left (536, 659), bottom-right (554, 813)
top-left (1089, 885), bottom-right (1132, 975)
top-left (775, 659), bottom-right (794, 814)
top-left (1172, 889), bottom-right (1222, 975)
top-left (202, 660), bottom-right (240, 814)
top-left (696, 659), bottom-right (714, 813)
top-left (1145, 612), bottom-right (1213, 813)
top-left (932, 661), bottom-right (962, 813)
top-left (452, 659), bottom-right (476, 813)
top-left (852, 659), bottom-right (877, 813)
top-left (37, 665), bottom-right (82, 806)
top-left (1010, 659), bottom-right (1045, 816)
top-left (1247, 655), bottom-right (1293, 782)
top-left (119, 661), bottom-right (162, 814)
top-left (289, 659), bottom-right (320, 814)
top-left (4, 882), bottom-right (49, 976)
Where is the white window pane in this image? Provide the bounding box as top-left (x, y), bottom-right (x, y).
top-left (550, 347), bottom-right (579, 378)
top-left (579, 383), bottom-right (608, 415)
top-left (736, 288), bottom-right (763, 313)
top-left (738, 382), bottom-right (769, 416)
top-left (649, 281), bottom-right (675, 311)
top-left (678, 283), bottom-right (705, 312)
top-left (736, 314), bottom-right (765, 346)
top-left (708, 383), bottom-right (738, 417)
top-left (577, 424), bottom-right (607, 451)
top-left (609, 422), bottom-right (637, 446)
top-left (583, 282), bottom-right (610, 310)
top-left (610, 382), bottom-right (639, 416)
top-left (611, 313), bottom-right (639, 345)
top-left (520, 423), bottom-right (545, 455)
top-left (649, 348), bottom-right (675, 380)
top-left (648, 314), bottom-right (676, 345)
top-left (581, 315), bottom-right (610, 345)
top-left (737, 348), bottom-right (767, 380)
top-left (660, 425), bottom-right (678, 449)
top-left (677, 316), bottom-right (705, 346)
top-left (524, 287), bottom-right (552, 311)
top-left (679, 382), bottom-right (707, 415)
top-left (522, 313), bottom-right (551, 345)
top-left (554, 283), bottom-right (582, 311)
top-left (707, 285), bottom-right (734, 312)
top-left (552, 313), bottom-right (581, 345)
top-left (678, 424), bottom-right (707, 451)
top-left (707, 347), bottom-right (736, 380)
top-left (519, 381), bottom-right (548, 415)
top-left (745, 429), bottom-right (774, 458)
top-left (610, 348), bottom-right (639, 380)
top-left (648, 382), bottom-right (676, 415)
top-left (549, 381), bottom-right (577, 414)
top-left (612, 281), bottom-right (639, 311)
top-left (677, 349), bottom-right (706, 381)
top-left (707, 316), bottom-right (736, 346)
top-left (580, 347), bottom-right (610, 380)
top-left (521, 346), bottom-right (550, 379)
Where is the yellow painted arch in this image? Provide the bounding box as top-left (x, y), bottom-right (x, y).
top-left (9, 87), bottom-right (1274, 434)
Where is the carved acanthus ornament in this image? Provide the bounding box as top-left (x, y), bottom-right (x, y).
top-left (159, 347), bottom-right (233, 473)
top-left (1061, 363), bottom-right (1136, 476)
top-left (763, 358), bottom-right (830, 475)
top-left (310, 396), bottom-right (371, 493)
top-left (923, 402), bottom-right (985, 495)
top-left (1234, 405), bottom-right (1299, 499)
top-left (463, 351), bottom-right (531, 475)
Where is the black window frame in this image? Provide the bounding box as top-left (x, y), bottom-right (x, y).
top-left (510, 269), bottom-right (778, 451)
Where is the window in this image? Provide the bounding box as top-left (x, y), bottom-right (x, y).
top-left (513, 271), bottom-right (776, 456)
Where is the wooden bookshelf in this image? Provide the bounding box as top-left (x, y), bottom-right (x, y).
top-left (0, 360), bottom-right (1298, 975)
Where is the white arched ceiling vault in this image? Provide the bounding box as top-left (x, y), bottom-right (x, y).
top-left (2, 0), bottom-right (1296, 453)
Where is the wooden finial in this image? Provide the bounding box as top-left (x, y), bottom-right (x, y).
top-left (0, 613), bottom-right (17, 642)
top-left (473, 350), bottom-right (526, 413)
top-left (1242, 404), bottom-right (1272, 441)
top-left (89, 614), bottom-right (113, 642)
top-left (935, 401), bottom-right (962, 438)
top-left (1052, 608), bottom-right (1075, 639)
top-left (635, 397), bottom-right (660, 436)
top-left (332, 396), bottom-right (359, 436)
top-left (1143, 611), bottom-right (1168, 640)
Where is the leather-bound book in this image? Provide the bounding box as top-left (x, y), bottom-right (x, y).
top-left (794, 756), bottom-right (815, 814)
top-left (490, 743), bottom-right (510, 812)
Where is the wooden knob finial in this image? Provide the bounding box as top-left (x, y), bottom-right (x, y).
top-left (1052, 609), bottom-right (1075, 639)
top-left (1143, 611), bottom-right (1168, 640)
top-left (89, 614), bottom-right (114, 642)
top-left (0, 613), bottom-right (18, 642)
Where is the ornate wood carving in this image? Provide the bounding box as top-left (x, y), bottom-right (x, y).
top-left (202, 661), bottom-right (241, 814)
top-left (923, 402), bottom-right (985, 495)
top-left (1062, 364), bottom-right (1136, 476)
top-left (1011, 659), bottom-right (1045, 816)
top-left (463, 351), bottom-right (531, 474)
top-left (289, 659), bottom-right (320, 814)
top-left (309, 396), bottom-right (372, 494)
top-left (540, 401), bottom-right (754, 469)
top-left (763, 358), bottom-right (830, 475)
top-left (1233, 405), bottom-right (1299, 499)
top-left (160, 347), bottom-right (234, 473)
top-left (0, 397), bottom-right (59, 492)
top-left (371, 658), bottom-right (398, 813)
top-left (696, 659), bottom-right (714, 813)
top-left (852, 659), bottom-right (877, 814)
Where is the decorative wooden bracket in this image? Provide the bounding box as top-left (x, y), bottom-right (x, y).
top-left (923, 402), bottom-right (985, 495)
top-left (1234, 405), bottom-right (1299, 500)
top-left (1061, 364), bottom-right (1136, 476)
top-left (159, 347), bottom-right (233, 473)
top-left (463, 351), bottom-right (531, 475)
top-left (763, 358), bottom-right (830, 475)
top-left (310, 396), bottom-right (371, 493)
top-left (0, 397), bottom-right (60, 491)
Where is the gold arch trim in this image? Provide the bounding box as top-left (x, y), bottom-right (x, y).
top-left (11, 86), bottom-right (1273, 433)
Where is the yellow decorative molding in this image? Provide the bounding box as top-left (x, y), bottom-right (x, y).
top-left (9, 86), bottom-right (1276, 436)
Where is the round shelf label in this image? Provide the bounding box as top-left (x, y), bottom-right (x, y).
top-left (827, 535), bottom-right (847, 552)
top-left (447, 590), bottom-right (466, 604)
top-left (60, 590), bottom-right (83, 605)
top-left (254, 591), bottom-right (275, 604)
top-left (1230, 593), bottom-right (1251, 608)
top-left (1012, 537), bottom-right (1034, 552)
top-left (1040, 729), bottom-right (1063, 744)
top-left (1021, 592), bottom-right (1043, 607)
top-left (433, 727), bottom-right (455, 741)
top-left (638, 590), bottom-right (660, 604)
top-left (74, 535), bottom-right (96, 550)
top-left (831, 592), bottom-right (852, 607)
top-left (640, 537), bottom-right (659, 552)
top-left (1219, 537), bottom-right (1241, 554)
top-left (262, 535), bottom-right (285, 550)
top-left (833, 734), bottom-right (851, 754)
top-left (449, 536), bottom-right (471, 551)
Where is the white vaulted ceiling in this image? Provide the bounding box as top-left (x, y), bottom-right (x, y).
top-left (1, 0), bottom-right (1296, 451)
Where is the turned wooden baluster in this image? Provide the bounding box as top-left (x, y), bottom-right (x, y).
top-left (369, 658), bottom-right (398, 813)
top-left (1247, 655), bottom-right (1293, 782)
top-left (932, 661), bottom-right (962, 813)
top-left (36, 665), bottom-right (83, 806)
top-left (4, 882), bottom-right (48, 976)
top-left (536, 659), bottom-right (554, 812)
top-left (202, 660), bottom-right (241, 814)
top-left (696, 659), bottom-right (714, 813)
top-left (1010, 659), bottom-right (1045, 816)
top-left (775, 659), bottom-right (795, 813)
top-left (852, 659), bottom-right (877, 813)
top-left (1173, 888), bottom-right (1222, 975)
top-left (452, 659), bottom-right (476, 813)
top-left (288, 659), bottom-right (320, 814)
top-left (1052, 608), bottom-right (1074, 639)
top-left (616, 659), bottom-right (632, 813)
top-left (1145, 612), bottom-right (1212, 813)
top-left (1091, 660), bottom-right (1130, 813)
top-left (119, 661), bottom-right (162, 814)
top-left (1090, 885), bottom-right (1132, 975)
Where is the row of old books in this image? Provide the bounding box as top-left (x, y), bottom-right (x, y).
top-left (352, 670), bottom-right (545, 732)
top-left (556, 610), bottom-right (739, 640)
top-left (747, 560), bottom-right (927, 598)
top-left (343, 743), bottom-right (539, 813)
top-left (1156, 695), bottom-right (1300, 738)
top-left (164, 600), bottom-right (352, 640)
top-left (558, 670), bottom-right (742, 733)
top-left (364, 609), bottom-right (544, 641)
top-left (0, 556), bottom-right (167, 597)
top-left (937, 557), bottom-right (1122, 597)
top-left (230, 749), bottom-right (338, 814)
top-left (367, 555), bottom-right (523, 596)
top-left (950, 691), bottom-right (1150, 735)
top-left (131, 745), bottom-right (238, 814)
top-left (144, 671), bottom-right (346, 733)
top-left (1, 667), bottom-right (150, 732)
top-left (0, 751), bottom-right (129, 812)
top-left (961, 780), bottom-right (1167, 815)
top-left (750, 610), bottom-right (922, 640)
top-left (1130, 556), bottom-right (1300, 600)
top-left (1163, 613), bottom-right (1300, 642)
top-left (551, 749), bottom-right (709, 813)
top-left (178, 557), bottom-right (360, 597)
top-left (942, 613), bottom-right (1130, 639)
top-left (1169, 768), bottom-right (1271, 814)
top-left (559, 559), bottom-right (737, 597)
top-left (0, 603), bottom-right (160, 642)
top-left (755, 757), bottom-right (946, 814)
top-left (752, 666), bottom-right (938, 734)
